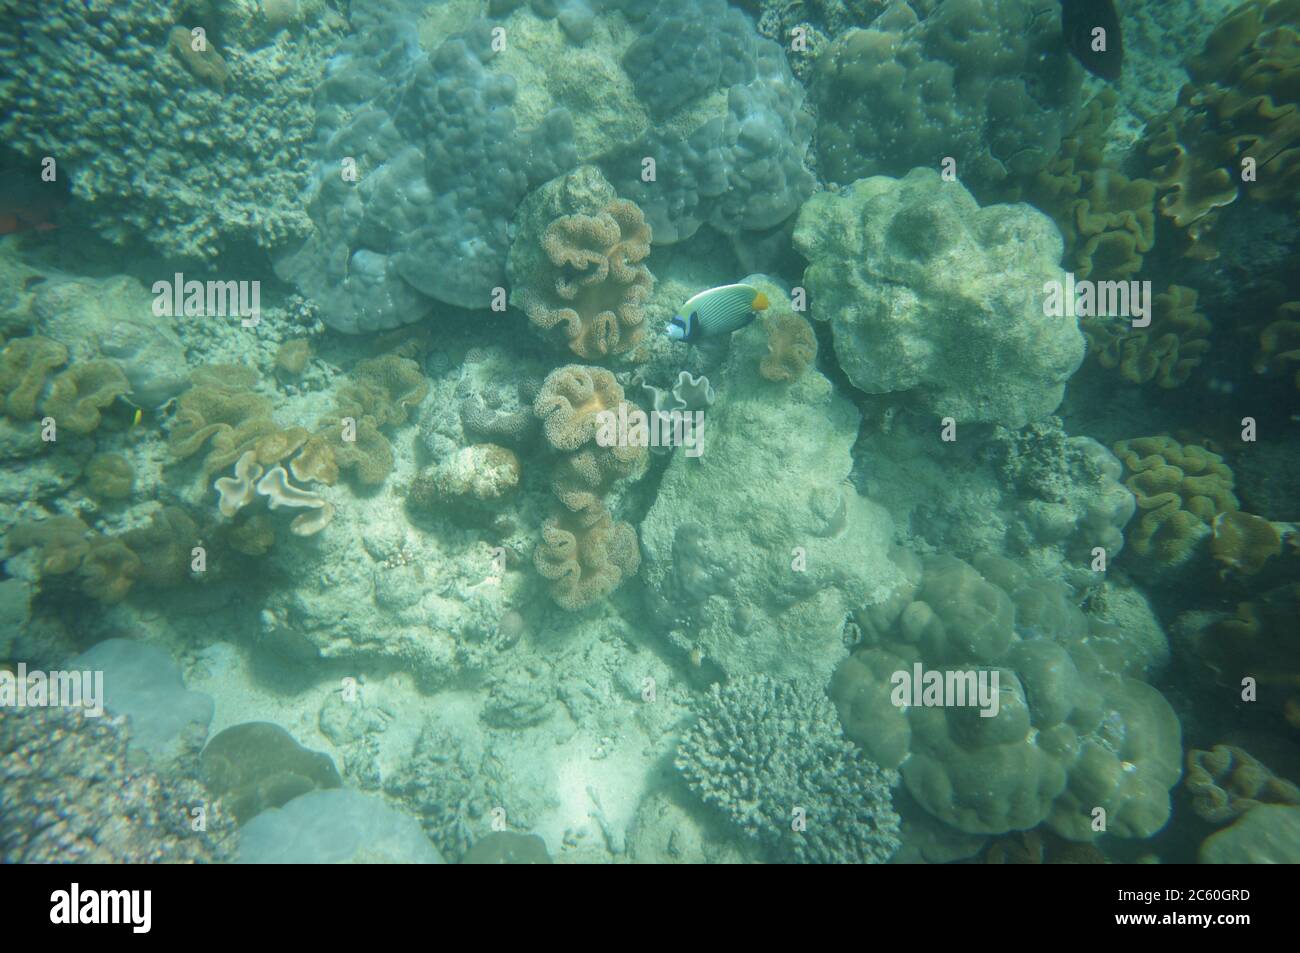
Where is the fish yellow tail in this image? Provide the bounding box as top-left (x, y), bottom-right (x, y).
top-left (752, 291), bottom-right (769, 311)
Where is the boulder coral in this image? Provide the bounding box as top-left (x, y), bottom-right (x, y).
top-left (533, 507), bottom-right (640, 611)
top-left (640, 274), bottom-right (903, 683)
top-left (1112, 435), bottom-right (1239, 568)
top-left (794, 168), bottom-right (1084, 428)
top-left (834, 552), bottom-right (1183, 841)
top-left (810, 0), bottom-right (1083, 200)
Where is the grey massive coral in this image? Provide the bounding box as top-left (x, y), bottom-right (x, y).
top-left (676, 674), bottom-right (901, 864)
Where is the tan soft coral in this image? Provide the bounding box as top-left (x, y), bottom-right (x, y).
top-left (1253, 301), bottom-right (1300, 386)
top-left (552, 443), bottom-right (647, 525)
top-left (534, 507), bottom-right (641, 610)
top-left (1029, 90), bottom-right (1159, 281)
top-left (1186, 744), bottom-right (1300, 822)
top-left (0, 335), bottom-right (68, 420)
top-left (759, 311), bottom-right (818, 382)
top-left (335, 354), bottom-right (428, 427)
top-left (534, 364), bottom-right (628, 451)
top-left (1113, 435), bottom-right (1239, 566)
top-left (1085, 285), bottom-right (1212, 387)
top-left (1144, 0), bottom-right (1300, 259)
top-left (522, 200), bottom-right (653, 360)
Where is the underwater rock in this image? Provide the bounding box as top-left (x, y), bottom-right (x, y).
top-left (237, 788), bottom-right (444, 863)
top-left (70, 639), bottom-right (215, 765)
top-left (463, 831), bottom-right (554, 864)
top-left (641, 274), bottom-right (902, 683)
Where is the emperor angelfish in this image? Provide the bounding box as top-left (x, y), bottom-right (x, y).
top-left (666, 283), bottom-right (769, 342)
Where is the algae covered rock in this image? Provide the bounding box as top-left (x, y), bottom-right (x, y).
top-left (200, 722), bottom-right (342, 824)
top-left (794, 168), bottom-right (1085, 428)
top-left (640, 274), bottom-right (903, 683)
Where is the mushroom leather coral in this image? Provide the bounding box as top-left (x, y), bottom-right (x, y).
top-left (1084, 285), bottom-right (1211, 388)
top-left (534, 507), bottom-right (640, 610)
top-left (533, 364), bottom-right (627, 451)
top-left (522, 200), bottom-right (653, 359)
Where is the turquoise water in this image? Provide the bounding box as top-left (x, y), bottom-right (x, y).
top-left (0, 0), bottom-right (1297, 865)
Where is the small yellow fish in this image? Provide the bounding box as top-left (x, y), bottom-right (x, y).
top-left (131, 407), bottom-right (143, 428)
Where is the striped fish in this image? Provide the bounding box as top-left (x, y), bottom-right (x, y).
top-left (666, 283), bottom-right (768, 343)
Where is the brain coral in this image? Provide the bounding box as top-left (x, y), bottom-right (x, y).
top-left (676, 674), bottom-right (901, 864)
top-left (1112, 435), bottom-right (1239, 568)
top-left (794, 168), bottom-right (1084, 427)
top-left (810, 0), bottom-right (1084, 200)
top-left (510, 166), bottom-right (654, 360)
top-left (533, 507), bottom-right (640, 610)
top-left (834, 552), bottom-right (1183, 840)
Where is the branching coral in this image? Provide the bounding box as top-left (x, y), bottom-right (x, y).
top-left (521, 198), bottom-right (653, 360)
top-left (676, 674), bottom-right (901, 864)
top-left (1084, 285), bottom-right (1212, 388)
top-left (533, 507), bottom-right (640, 610)
top-left (1112, 435), bottom-right (1239, 567)
top-left (1143, 0), bottom-right (1300, 259)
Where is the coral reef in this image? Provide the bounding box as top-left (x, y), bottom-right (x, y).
top-left (534, 364), bottom-right (629, 452)
top-left (834, 552), bottom-right (1183, 841)
top-left (1112, 435), bottom-right (1239, 568)
top-left (810, 0), bottom-right (1083, 200)
top-left (509, 167), bottom-right (654, 360)
top-left (278, 9), bottom-right (576, 330)
top-left (641, 274), bottom-right (902, 683)
top-left (794, 168), bottom-right (1084, 427)
top-left (0, 0), bottom-right (336, 259)
top-left (675, 674), bottom-right (901, 864)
